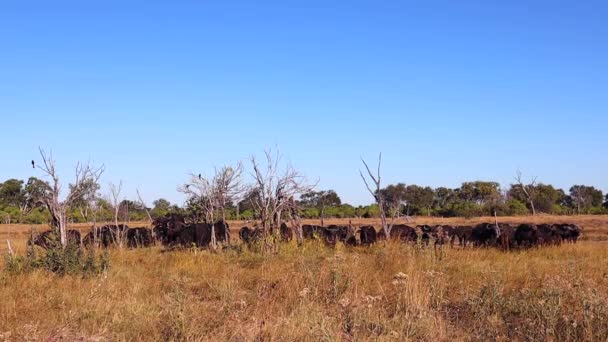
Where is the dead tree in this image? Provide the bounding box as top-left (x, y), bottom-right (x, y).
top-left (213, 164), bottom-right (244, 246)
top-left (108, 181), bottom-right (126, 247)
top-left (360, 153), bottom-right (396, 238)
top-left (180, 164), bottom-right (244, 251)
top-left (36, 148), bottom-right (104, 247)
top-left (250, 150), bottom-right (315, 237)
top-left (514, 170), bottom-right (537, 215)
top-left (136, 188), bottom-right (154, 224)
top-left (287, 196), bottom-right (304, 245)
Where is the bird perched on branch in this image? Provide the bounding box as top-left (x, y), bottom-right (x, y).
top-left (31, 160), bottom-right (35, 168)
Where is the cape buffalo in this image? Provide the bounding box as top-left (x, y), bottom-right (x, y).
top-left (239, 226), bottom-right (263, 244)
top-left (452, 226), bottom-right (473, 248)
top-left (302, 225), bottom-right (323, 240)
top-left (378, 225), bottom-right (417, 243)
top-left (513, 224), bottom-right (539, 248)
top-left (83, 224), bottom-right (129, 248)
top-left (470, 223), bottom-right (501, 247)
top-left (152, 214), bottom-right (228, 248)
top-left (280, 222), bottom-right (293, 242)
top-left (497, 223), bottom-right (515, 250)
top-left (126, 227), bottom-right (154, 248)
top-left (28, 229), bottom-right (81, 249)
top-left (553, 224), bottom-right (582, 243)
top-left (359, 226), bottom-right (377, 246)
top-left (537, 224), bottom-right (562, 246)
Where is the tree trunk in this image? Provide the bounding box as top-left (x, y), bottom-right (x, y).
top-left (320, 207), bottom-right (324, 227)
top-left (57, 210), bottom-right (67, 247)
top-left (529, 200), bottom-right (536, 215)
top-left (210, 223), bottom-right (217, 251)
top-left (222, 209), bottom-right (230, 246)
top-left (380, 208), bottom-right (389, 237)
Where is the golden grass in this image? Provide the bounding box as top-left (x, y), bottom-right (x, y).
top-left (1, 216), bottom-right (608, 341)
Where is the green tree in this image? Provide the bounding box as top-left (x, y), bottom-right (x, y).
top-left (0, 179), bottom-right (25, 208)
top-left (151, 198), bottom-right (172, 219)
top-left (23, 177), bottom-right (51, 212)
top-left (300, 190), bottom-right (341, 225)
top-left (402, 185), bottom-right (435, 216)
top-left (568, 185), bottom-right (604, 214)
top-left (434, 187), bottom-right (456, 208)
top-left (458, 181), bottom-right (501, 206)
top-left (378, 183), bottom-right (407, 216)
top-left (68, 178), bottom-right (100, 222)
top-left (237, 188), bottom-right (260, 215)
top-left (508, 183), bottom-right (566, 214)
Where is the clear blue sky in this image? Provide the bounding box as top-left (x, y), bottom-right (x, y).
top-left (1, 1), bottom-right (606, 206)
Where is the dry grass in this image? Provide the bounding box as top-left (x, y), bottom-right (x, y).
top-left (1, 216), bottom-right (608, 341)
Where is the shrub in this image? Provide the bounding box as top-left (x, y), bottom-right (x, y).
top-left (3, 232), bottom-right (109, 277)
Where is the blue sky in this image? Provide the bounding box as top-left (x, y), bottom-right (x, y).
top-left (1, 1), bottom-right (606, 206)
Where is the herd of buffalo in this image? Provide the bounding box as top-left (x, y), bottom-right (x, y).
top-left (27, 213), bottom-right (583, 251)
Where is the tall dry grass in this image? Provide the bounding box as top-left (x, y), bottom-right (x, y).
top-left (1, 216), bottom-right (608, 341)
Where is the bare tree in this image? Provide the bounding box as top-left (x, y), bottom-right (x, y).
top-left (36, 148), bottom-right (104, 247)
top-left (108, 181), bottom-right (126, 248)
top-left (136, 188), bottom-right (153, 224)
top-left (286, 196), bottom-right (304, 245)
top-left (360, 153), bottom-right (396, 237)
top-left (180, 164), bottom-right (244, 251)
top-left (514, 170), bottom-right (537, 215)
top-left (249, 150), bottom-right (315, 237)
top-left (70, 178), bottom-right (100, 223)
top-left (181, 173), bottom-right (217, 250)
top-left (213, 163), bottom-right (244, 245)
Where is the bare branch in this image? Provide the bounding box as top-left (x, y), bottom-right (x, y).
top-left (35, 147), bottom-right (104, 247)
top-left (136, 188), bottom-right (153, 223)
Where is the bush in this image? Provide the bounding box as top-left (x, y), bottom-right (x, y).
top-left (588, 206), bottom-right (607, 215)
top-left (505, 199), bottom-right (530, 216)
top-left (3, 232), bottom-right (109, 277)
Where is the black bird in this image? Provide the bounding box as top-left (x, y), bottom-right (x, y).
top-left (31, 160), bottom-right (35, 169)
top-left (198, 173), bottom-right (202, 179)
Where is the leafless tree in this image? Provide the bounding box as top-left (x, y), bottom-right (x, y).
top-left (180, 164), bottom-right (244, 251)
top-left (136, 188), bottom-right (153, 224)
top-left (249, 150), bottom-right (315, 237)
top-left (213, 163), bottom-right (244, 245)
top-left (514, 170), bottom-right (537, 215)
top-left (36, 147), bottom-right (104, 247)
top-left (108, 181), bottom-right (126, 247)
top-left (360, 153), bottom-right (396, 237)
top-left (70, 178), bottom-right (100, 223)
top-left (181, 173), bottom-right (217, 250)
top-left (286, 196), bottom-right (304, 245)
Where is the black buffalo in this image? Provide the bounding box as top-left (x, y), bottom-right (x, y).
top-left (28, 229), bottom-right (81, 249)
top-left (470, 223), bottom-right (501, 247)
top-left (83, 224), bottom-right (130, 248)
top-left (452, 226), bottom-right (473, 247)
top-left (302, 225), bottom-right (324, 240)
top-left (513, 224), bottom-right (539, 248)
top-left (239, 226), bottom-right (263, 244)
top-left (152, 213), bottom-right (229, 248)
top-left (378, 225), bottom-right (418, 243)
top-left (537, 224), bottom-right (562, 246)
top-left (553, 223), bottom-right (582, 243)
top-left (359, 226), bottom-right (377, 246)
top-left (126, 227), bottom-right (154, 248)
top-left (280, 223), bottom-right (293, 242)
top-left (416, 225), bottom-right (435, 246)
top-left (497, 223), bottom-right (516, 250)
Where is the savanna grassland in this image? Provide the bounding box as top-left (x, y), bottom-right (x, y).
top-left (1, 216), bottom-right (608, 341)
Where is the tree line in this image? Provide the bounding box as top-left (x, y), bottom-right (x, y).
top-left (1, 177), bottom-right (606, 225)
